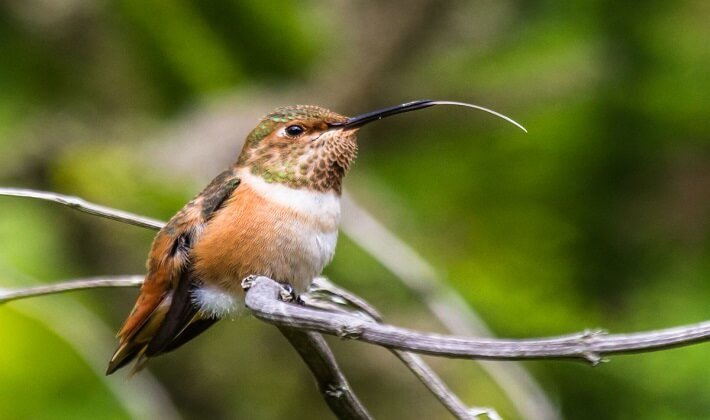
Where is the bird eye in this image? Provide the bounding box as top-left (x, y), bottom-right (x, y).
top-left (285, 124), bottom-right (305, 137)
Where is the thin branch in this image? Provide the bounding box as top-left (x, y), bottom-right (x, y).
top-left (9, 274), bottom-right (709, 374)
top-left (0, 270), bottom-right (181, 420)
top-left (245, 276), bottom-right (710, 363)
top-left (277, 327), bottom-right (372, 420)
top-left (310, 278), bottom-right (499, 420)
top-left (0, 188), bottom-right (164, 230)
top-left (0, 275), bottom-right (144, 304)
top-left (1, 274), bottom-right (484, 420)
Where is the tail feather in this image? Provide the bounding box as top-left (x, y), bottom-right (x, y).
top-left (106, 285), bottom-right (218, 375)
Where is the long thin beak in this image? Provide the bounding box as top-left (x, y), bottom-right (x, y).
top-left (334, 99), bottom-right (527, 133)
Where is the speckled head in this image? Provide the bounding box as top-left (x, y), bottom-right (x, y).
top-left (235, 100), bottom-right (527, 193)
top-left (236, 105), bottom-right (357, 193)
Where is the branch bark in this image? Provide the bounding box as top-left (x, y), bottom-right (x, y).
top-left (309, 278), bottom-right (499, 420)
top-left (244, 276), bottom-right (710, 364)
top-left (0, 275), bottom-right (143, 304)
top-left (277, 327), bottom-right (372, 420)
top-left (1, 274), bottom-right (495, 420)
top-left (0, 188), bottom-right (164, 230)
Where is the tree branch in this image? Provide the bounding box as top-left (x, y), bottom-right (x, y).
top-left (244, 276), bottom-right (710, 364)
top-left (0, 188), bottom-right (164, 230)
top-left (277, 327), bottom-right (372, 420)
top-left (0, 275), bottom-right (144, 304)
top-left (309, 278), bottom-right (499, 420)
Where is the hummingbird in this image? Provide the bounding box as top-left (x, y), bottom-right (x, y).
top-left (106, 100), bottom-right (525, 374)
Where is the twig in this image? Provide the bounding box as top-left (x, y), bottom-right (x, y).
top-left (245, 276), bottom-right (710, 363)
top-left (391, 351), bottom-right (500, 420)
top-left (310, 278), bottom-right (499, 420)
top-left (277, 327), bottom-right (372, 420)
top-left (1, 274), bottom-right (484, 419)
top-left (0, 188), bottom-right (164, 230)
top-left (0, 275), bottom-right (144, 304)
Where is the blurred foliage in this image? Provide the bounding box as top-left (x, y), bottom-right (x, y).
top-left (0, 0), bottom-right (708, 419)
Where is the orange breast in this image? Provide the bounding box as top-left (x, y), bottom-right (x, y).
top-left (191, 182), bottom-right (335, 294)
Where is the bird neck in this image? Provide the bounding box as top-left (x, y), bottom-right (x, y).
top-left (234, 141), bottom-right (356, 194)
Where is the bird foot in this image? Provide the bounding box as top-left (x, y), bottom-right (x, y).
top-left (240, 275), bottom-right (258, 290)
top-left (277, 282), bottom-right (301, 304)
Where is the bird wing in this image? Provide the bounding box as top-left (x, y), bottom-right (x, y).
top-left (107, 168), bottom-right (241, 374)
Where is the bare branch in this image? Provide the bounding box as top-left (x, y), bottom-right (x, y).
top-left (0, 188), bottom-right (164, 230)
top-left (1, 273), bottom-right (181, 419)
top-left (310, 278), bottom-right (498, 420)
top-left (5, 272), bottom-right (709, 364)
top-left (245, 276), bottom-right (710, 363)
top-left (2, 274), bottom-right (486, 419)
top-left (277, 327), bottom-right (372, 420)
top-left (0, 275), bottom-right (144, 304)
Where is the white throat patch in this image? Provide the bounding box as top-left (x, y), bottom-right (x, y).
top-left (236, 168), bottom-right (341, 223)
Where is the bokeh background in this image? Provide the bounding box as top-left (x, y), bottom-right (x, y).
top-left (1, 0), bottom-right (708, 419)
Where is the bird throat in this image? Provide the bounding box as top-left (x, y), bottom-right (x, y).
top-left (236, 135), bottom-right (357, 194)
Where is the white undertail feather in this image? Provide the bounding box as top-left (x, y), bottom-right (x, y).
top-left (192, 285), bottom-right (242, 319)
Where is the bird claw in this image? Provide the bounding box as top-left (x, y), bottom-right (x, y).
top-left (278, 283), bottom-right (300, 303)
top-left (241, 276), bottom-right (301, 303)
top-left (240, 275), bottom-right (258, 290)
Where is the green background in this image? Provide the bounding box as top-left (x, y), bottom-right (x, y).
top-left (0, 0), bottom-right (708, 419)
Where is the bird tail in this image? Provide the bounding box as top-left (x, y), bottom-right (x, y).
top-left (106, 281), bottom-right (218, 375)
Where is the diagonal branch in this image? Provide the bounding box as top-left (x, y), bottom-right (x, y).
top-left (0, 275), bottom-right (144, 304)
top-left (277, 327), bottom-right (372, 420)
top-left (245, 276), bottom-right (710, 364)
top-left (309, 278), bottom-right (500, 420)
top-left (0, 188), bottom-right (164, 230)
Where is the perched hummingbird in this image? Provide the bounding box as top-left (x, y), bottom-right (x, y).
top-left (106, 100), bottom-right (525, 374)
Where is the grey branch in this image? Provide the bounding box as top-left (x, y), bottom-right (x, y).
top-left (0, 275), bottom-right (144, 304)
top-left (309, 278), bottom-right (499, 420)
top-left (277, 327), bottom-right (372, 420)
top-left (0, 188), bottom-right (164, 230)
top-left (245, 276), bottom-right (710, 364)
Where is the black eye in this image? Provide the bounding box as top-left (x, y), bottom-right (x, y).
top-left (285, 124), bottom-right (305, 137)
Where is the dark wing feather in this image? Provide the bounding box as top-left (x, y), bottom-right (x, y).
top-left (107, 168), bottom-right (240, 374)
